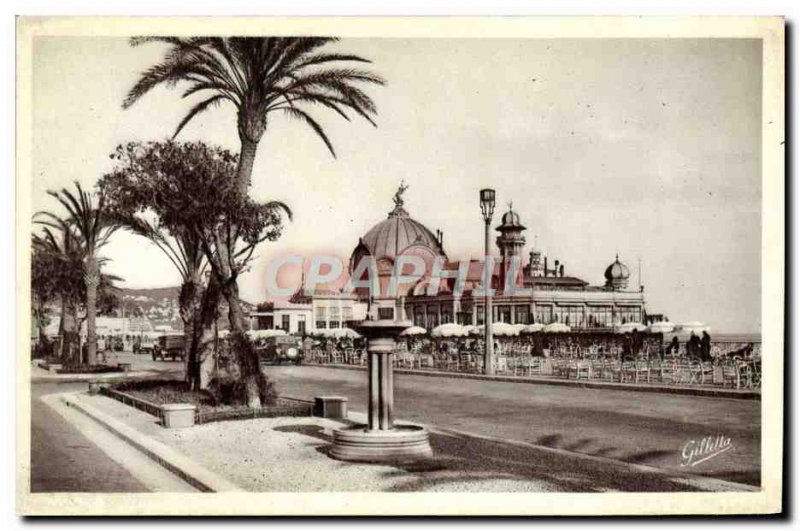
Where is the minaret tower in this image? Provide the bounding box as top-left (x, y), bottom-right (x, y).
top-left (495, 203), bottom-right (527, 289)
top-left (496, 202), bottom-right (527, 260)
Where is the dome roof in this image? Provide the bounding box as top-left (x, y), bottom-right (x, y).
top-left (495, 203), bottom-right (526, 231)
top-left (502, 209), bottom-right (521, 226)
top-left (604, 255), bottom-right (631, 281)
top-left (356, 203), bottom-right (446, 264)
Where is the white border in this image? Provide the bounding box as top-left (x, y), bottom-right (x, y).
top-left (12, 13), bottom-right (786, 518)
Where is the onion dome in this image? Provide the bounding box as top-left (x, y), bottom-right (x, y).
top-left (604, 254), bottom-right (630, 290)
top-left (495, 203), bottom-right (526, 231)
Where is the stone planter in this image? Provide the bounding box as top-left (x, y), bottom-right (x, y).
top-left (88, 381), bottom-right (102, 395)
top-left (161, 403), bottom-right (197, 428)
top-left (314, 396), bottom-right (348, 419)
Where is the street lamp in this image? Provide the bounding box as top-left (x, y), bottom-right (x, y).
top-left (480, 188), bottom-right (496, 375)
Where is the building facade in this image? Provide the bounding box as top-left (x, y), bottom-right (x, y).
top-left (249, 186), bottom-right (648, 334)
top-left (357, 188), bottom-right (647, 331)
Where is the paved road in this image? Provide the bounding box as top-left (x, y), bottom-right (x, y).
top-left (30, 383), bottom-right (147, 493)
top-left (268, 365), bottom-right (761, 486)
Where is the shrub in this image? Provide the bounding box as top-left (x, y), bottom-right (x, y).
top-left (208, 371), bottom-right (277, 408)
top-left (57, 364), bottom-right (120, 374)
top-left (220, 331), bottom-right (277, 406)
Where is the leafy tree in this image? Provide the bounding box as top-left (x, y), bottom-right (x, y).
top-left (102, 146), bottom-right (210, 390)
top-left (37, 183), bottom-right (120, 365)
top-left (100, 141), bottom-right (291, 404)
top-left (123, 37), bottom-right (384, 194)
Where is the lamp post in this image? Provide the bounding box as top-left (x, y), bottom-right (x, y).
top-left (480, 188), bottom-right (496, 375)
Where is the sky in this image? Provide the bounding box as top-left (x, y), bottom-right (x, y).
top-left (30, 37), bottom-right (762, 333)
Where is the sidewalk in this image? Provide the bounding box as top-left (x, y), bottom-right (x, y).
top-left (66, 391), bottom-right (757, 493)
top-left (317, 363), bottom-right (760, 400)
top-left (30, 365), bottom-right (158, 383)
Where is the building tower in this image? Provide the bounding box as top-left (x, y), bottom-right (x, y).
top-left (495, 203), bottom-right (527, 289)
top-left (495, 202), bottom-right (526, 260)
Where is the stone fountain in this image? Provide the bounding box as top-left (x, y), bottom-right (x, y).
top-left (329, 298), bottom-right (433, 463)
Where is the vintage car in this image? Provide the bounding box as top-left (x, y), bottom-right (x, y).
top-left (132, 334), bottom-right (157, 355)
top-left (111, 336), bottom-right (125, 351)
top-left (257, 335), bottom-right (304, 365)
top-left (152, 333), bottom-right (186, 361)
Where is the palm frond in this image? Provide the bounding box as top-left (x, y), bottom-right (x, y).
top-left (172, 94), bottom-right (226, 139)
top-left (281, 107), bottom-right (336, 157)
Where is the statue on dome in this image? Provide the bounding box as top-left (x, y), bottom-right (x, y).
top-left (393, 181), bottom-right (409, 209)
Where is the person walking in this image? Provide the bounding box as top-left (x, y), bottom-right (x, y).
top-left (700, 331), bottom-right (712, 361)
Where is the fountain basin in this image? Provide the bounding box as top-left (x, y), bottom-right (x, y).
top-left (330, 424), bottom-right (433, 463)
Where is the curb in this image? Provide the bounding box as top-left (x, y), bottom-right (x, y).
top-left (31, 371), bottom-right (161, 384)
top-left (312, 364), bottom-right (760, 400)
top-left (344, 411), bottom-right (760, 493)
top-left (61, 393), bottom-right (243, 493)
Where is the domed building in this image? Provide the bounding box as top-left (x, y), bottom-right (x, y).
top-left (349, 182), bottom-right (447, 299)
top-left (249, 184), bottom-right (649, 334)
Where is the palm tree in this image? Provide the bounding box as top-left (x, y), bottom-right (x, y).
top-left (38, 182), bottom-right (119, 365)
top-left (122, 37), bottom-right (385, 195)
top-left (31, 224), bottom-right (83, 360)
top-left (121, 216), bottom-right (210, 389)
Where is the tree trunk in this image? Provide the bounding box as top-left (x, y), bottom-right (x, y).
top-left (197, 324), bottom-right (216, 390)
top-left (183, 281), bottom-right (216, 392)
top-left (221, 280), bottom-right (262, 408)
top-left (85, 254), bottom-right (99, 366)
top-left (61, 300), bottom-right (78, 361)
top-left (198, 275), bottom-right (224, 391)
top-left (179, 274), bottom-right (203, 390)
top-left (235, 137), bottom-right (259, 196)
top-left (34, 297), bottom-right (47, 345)
top-left (57, 296), bottom-right (67, 359)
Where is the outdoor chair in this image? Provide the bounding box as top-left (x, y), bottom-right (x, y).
top-left (697, 361), bottom-right (714, 385)
top-left (312, 348), bottom-right (328, 364)
top-left (526, 357), bottom-right (543, 377)
top-left (494, 356), bottom-right (509, 374)
top-left (738, 363), bottom-right (753, 389)
top-left (466, 355), bottom-right (483, 373)
top-left (551, 359), bottom-right (568, 378)
top-left (595, 360), bottom-right (614, 381)
top-left (634, 361), bottom-right (651, 383)
top-left (418, 354), bottom-right (434, 369)
top-left (569, 360), bottom-right (591, 380)
top-left (659, 361), bottom-right (678, 384)
top-left (673, 363), bottom-right (687, 384)
top-left (504, 356), bottom-right (520, 376)
top-left (619, 362), bottom-right (636, 383)
top-left (750, 361), bottom-right (761, 389)
top-left (679, 361), bottom-right (695, 384)
top-left (331, 350), bottom-right (344, 365)
top-left (445, 355), bottom-right (460, 372)
top-left (721, 362), bottom-right (741, 389)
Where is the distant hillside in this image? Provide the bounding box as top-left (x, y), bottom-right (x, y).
top-left (117, 286), bottom-right (255, 330)
top-left (118, 287), bottom-right (182, 329)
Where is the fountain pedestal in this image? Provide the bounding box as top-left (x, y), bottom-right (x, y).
top-left (330, 317), bottom-right (433, 463)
